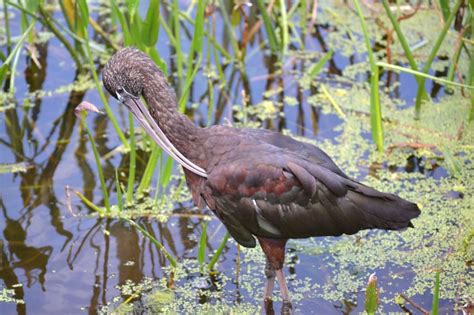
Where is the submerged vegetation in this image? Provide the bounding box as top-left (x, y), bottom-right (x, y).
top-left (0, 0), bottom-right (473, 314)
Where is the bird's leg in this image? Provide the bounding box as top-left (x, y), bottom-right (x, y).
top-left (257, 237), bottom-right (291, 315)
top-left (263, 259), bottom-right (276, 314)
top-left (275, 269), bottom-right (292, 314)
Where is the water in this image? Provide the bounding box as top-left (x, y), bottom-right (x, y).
top-left (0, 3), bottom-right (465, 314)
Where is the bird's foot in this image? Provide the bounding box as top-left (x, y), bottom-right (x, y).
top-left (281, 300), bottom-right (293, 315)
top-left (263, 297), bottom-right (275, 315)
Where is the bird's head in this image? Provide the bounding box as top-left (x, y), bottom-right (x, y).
top-left (101, 47), bottom-right (208, 178)
top-left (102, 47), bottom-right (151, 104)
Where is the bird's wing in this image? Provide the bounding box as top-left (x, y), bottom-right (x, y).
top-left (204, 149), bottom-right (420, 248)
top-left (241, 128), bottom-right (349, 178)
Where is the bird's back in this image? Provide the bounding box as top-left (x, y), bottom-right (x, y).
top-left (194, 126), bottom-right (420, 248)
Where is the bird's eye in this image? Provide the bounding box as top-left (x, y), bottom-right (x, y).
top-left (116, 88), bottom-right (125, 102)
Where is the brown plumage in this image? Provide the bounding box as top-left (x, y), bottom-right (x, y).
top-left (102, 48), bottom-right (420, 314)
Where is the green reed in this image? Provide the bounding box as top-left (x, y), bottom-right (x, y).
top-left (79, 1), bottom-right (129, 148)
top-left (208, 232), bottom-right (230, 271)
top-left (126, 218), bottom-right (177, 268)
top-left (431, 271), bottom-right (441, 315)
top-left (377, 62), bottom-right (474, 90)
top-left (198, 222), bottom-right (208, 273)
top-left (381, 0), bottom-right (428, 102)
top-left (115, 169), bottom-right (124, 212)
top-left (414, 0), bottom-right (464, 119)
top-left (172, 0), bottom-right (184, 95)
top-left (308, 50), bottom-right (333, 78)
top-left (126, 114), bottom-right (136, 204)
top-left (256, 0), bottom-right (279, 54)
top-left (469, 2), bottom-right (474, 122)
top-left (196, 222), bottom-right (231, 273)
top-left (365, 273), bottom-right (379, 315)
top-left (178, 0), bottom-right (206, 111)
top-left (0, 23), bottom-right (33, 92)
top-left (354, 0), bottom-right (384, 152)
top-left (75, 105), bottom-right (111, 212)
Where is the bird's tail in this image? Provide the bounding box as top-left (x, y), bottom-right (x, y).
top-left (343, 181), bottom-right (421, 231)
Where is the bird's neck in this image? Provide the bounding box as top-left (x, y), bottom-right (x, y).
top-left (143, 84), bottom-right (205, 165)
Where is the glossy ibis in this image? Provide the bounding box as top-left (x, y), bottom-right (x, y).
top-left (102, 48), bottom-right (420, 313)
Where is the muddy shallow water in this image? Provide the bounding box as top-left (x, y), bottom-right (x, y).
top-left (1, 2), bottom-right (472, 314)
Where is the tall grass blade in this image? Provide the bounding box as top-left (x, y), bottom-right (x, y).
top-left (354, 0), bottom-right (384, 152)
top-left (179, 52), bottom-right (203, 110)
top-left (160, 157), bottom-right (174, 189)
top-left (76, 0), bottom-right (89, 29)
top-left (198, 222), bottom-right (208, 273)
top-left (142, 0), bottom-right (160, 47)
top-left (74, 190), bottom-right (105, 215)
top-left (0, 23), bottom-right (34, 72)
top-left (111, 2), bottom-right (132, 46)
top-left (381, 0), bottom-right (428, 101)
top-left (438, 0), bottom-right (450, 22)
top-left (172, 0), bottom-right (184, 95)
top-left (179, 0), bottom-right (206, 111)
top-left (77, 0), bottom-right (129, 148)
top-left (431, 271), bottom-right (441, 315)
top-left (218, 0), bottom-right (241, 59)
top-left (256, 0), bottom-right (279, 53)
top-left (208, 232), bottom-right (229, 271)
top-left (137, 145), bottom-right (160, 196)
top-left (414, 0), bottom-right (463, 119)
top-left (130, 11), bottom-right (145, 50)
top-left (469, 10), bottom-right (474, 121)
top-left (2, 0), bottom-right (12, 56)
top-left (377, 62), bottom-right (474, 90)
top-left (445, 38), bottom-right (463, 93)
top-left (75, 106), bottom-right (111, 212)
top-left (115, 169), bottom-right (123, 212)
top-left (126, 219), bottom-right (177, 268)
top-left (126, 0), bottom-right (140, 20)
top-left (308, 50), bottom-right (333, 77)
top-left (126, 113), bottom-right (136, 204)
top-left (0, 23), bottom-right (33, 92)
top-left (278, 0), bottom-right (289, 55)
top-left (365, 273), bottom-right (379, 315)
top-left (320, 84), bottom-right (347, 120)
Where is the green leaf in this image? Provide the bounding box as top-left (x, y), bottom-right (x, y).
top-left (354, 0), bottom-right (384, 152)
top-left (208, 232), bottom-right (229, 271)
top-left (377, 62), bottom-right (474, 90)
top-left (137, 144), bottom-right (160, 196)
top-left (148, 47), bottom-right (168, 75)
top-left (256, 0), bottom-right (279, 53)
top-left (160, 157), bottom-right (174, 188)
top-left (308, 50), bottom-right (333, 77)
top-left (126, 112), bottom-right (136, 203)
top-left (76, 0), bottom-right (89, 29)
top-left (365, 273), bottom-right (379, 314)
top-left (198, 222), bottom-right (208, 272)
top-left (414, 0), bottom-right (464, 119)
top-left (0, 162), bottom-right (29, 174)
top-left (130, 11), bottom-right (144, 49)
top-left (127, 0), bottom-right (140, 19)
top-left (142, 0), bottom-right (160, 47)
top-left (231, 7), bottom-right (241, 25)
top-left (431, 271), bottom-right (441, 315)
top-left (115, 169), bottom-right (123, 212)
top-left (112, 2), bottom-right (132, 46)
top-left (439, 0), bottom-right (450, 22)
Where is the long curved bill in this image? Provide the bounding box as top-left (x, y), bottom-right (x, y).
top-left (122, 97), bottom-right (208, 178)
